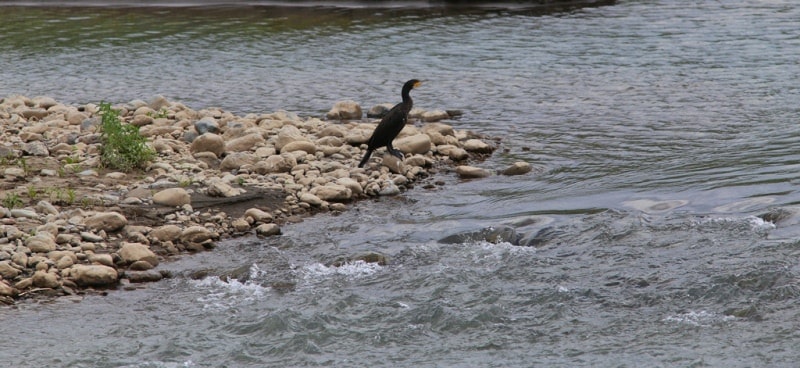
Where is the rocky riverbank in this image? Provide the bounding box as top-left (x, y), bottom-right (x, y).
top-left (0, 94), bottom-right (531, 303)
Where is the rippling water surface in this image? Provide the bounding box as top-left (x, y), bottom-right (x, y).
top-left (2, 1), bottom-right (800, 367)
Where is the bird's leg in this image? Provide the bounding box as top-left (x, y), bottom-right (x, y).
top-left (386, 144), bottom-right (404, 160)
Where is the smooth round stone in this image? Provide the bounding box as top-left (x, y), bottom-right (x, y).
top-left (152, 188), bottom-right (191, 207)
top-left (456, 165), bottom-right (492, 179)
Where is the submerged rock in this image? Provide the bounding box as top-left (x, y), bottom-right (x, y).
top-left (438, 225), bottom-right (521, 245)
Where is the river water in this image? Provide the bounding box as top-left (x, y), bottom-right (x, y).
top-left (2, 1), bottom-right (800, 366)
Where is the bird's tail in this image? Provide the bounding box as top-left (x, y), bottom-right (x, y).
top-left (358, 149), bottom-right (373, 168)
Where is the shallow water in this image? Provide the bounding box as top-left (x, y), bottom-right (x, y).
top-left (2, 1), bottom-right (800, 366)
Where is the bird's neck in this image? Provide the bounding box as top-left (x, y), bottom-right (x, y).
top-left (401, 89), bottom-right (413, 107)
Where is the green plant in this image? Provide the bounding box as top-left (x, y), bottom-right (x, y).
top-left (98, 102), bottom-right (155, 171)
top-left (65, 188), bottom-right (76, 205)
top-left (17, 157), bottom-right (29, 175)
top-left (2, 193), bottom-right (22, 209)
top-left (147, 108), bottom-right (170, 119)
top-left (26, 186), bottom-right (38, 200)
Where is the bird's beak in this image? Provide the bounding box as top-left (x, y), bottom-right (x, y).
top-left (414, 81), bottom-right (423, 88)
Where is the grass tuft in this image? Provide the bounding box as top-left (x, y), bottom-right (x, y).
top-left (98, 102), bottom-right (155, 171)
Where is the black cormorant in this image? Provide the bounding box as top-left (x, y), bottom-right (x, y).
top-left (358, 79), bottom-right (422, 168)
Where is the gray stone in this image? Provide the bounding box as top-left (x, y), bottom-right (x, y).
top-left (194, 117), bottom-right (220, 135)
top-left (85, 211), bottom-right (128, 232)
top-left (70, 264), bottom-right (118, 287)
top-left (152, 188), bottom-right (191, 207)
top-left (207, 179), bottom-right (244, 198)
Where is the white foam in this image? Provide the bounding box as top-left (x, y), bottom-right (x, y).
top-left (119, 360), bottom-right (195, 368)
top-left (191, 264), bottom-right (269, 310)
top-left (695, 215), bottom-right (775, 231)
top-left (300, 260), bottom-right (383, 281)
top-left (663, 310), bottom-right (735, 327)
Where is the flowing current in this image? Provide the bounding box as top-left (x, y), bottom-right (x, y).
top-left (1, 1), bottom-right (800, 366)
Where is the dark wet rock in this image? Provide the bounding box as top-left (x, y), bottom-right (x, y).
top-left (331, 252), bottom-right (389, 267)
top-left (758, 208), bottom-right (793, 226)
top-left (438, 225), bottom-right (521, 245)
top-left (724, 305), bottom-right (763, 322)
top-left (124, 270), bottom-right (164, 283)
top-left (194, 117), bottom-right (220, 135)
top-left (518, 226), bottom-right (563, 247)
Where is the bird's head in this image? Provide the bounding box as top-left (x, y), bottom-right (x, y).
top-left (405, 79), bottom-right (422, 90)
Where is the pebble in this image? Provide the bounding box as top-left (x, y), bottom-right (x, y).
top-left (0, 95), bottom-right (507, 300)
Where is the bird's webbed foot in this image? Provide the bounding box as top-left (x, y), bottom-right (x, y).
top-left (387, 146), bottom-right (404, 160)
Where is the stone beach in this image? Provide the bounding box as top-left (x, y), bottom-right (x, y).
top-left (0, 94), bottom-right (530, 303)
